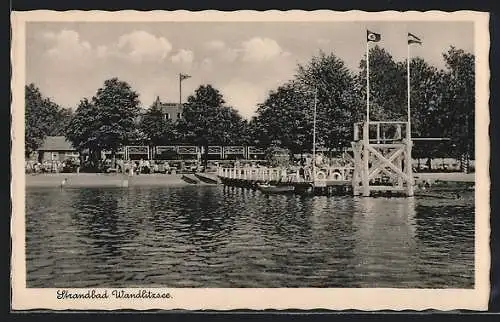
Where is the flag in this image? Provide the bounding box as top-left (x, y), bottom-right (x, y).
top-left (180, 73), bottom-right (191, 81)
top-left (408, 33), bottom-right (422, 45)
top-left (367, 30), bottom-right (381, 42)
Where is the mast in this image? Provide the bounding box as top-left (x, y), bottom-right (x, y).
top-left (312, 87), bottom-right (318, 180)
top-left (407, 41), bottom-right (411, 141)
top-left (179, 73), bottom-right (182, 106)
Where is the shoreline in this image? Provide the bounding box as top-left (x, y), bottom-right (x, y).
top-left (25, 172), bottom-right (475, 188)
top-left (25, 173), bottom-right (201, 188)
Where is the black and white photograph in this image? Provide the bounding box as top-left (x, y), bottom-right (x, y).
top-left (11, 10), bottom-right (490, 310)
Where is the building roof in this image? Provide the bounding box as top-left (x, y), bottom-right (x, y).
top-left (153, 96), bottom-right (183, 112)
top-left (38, 136), bottom-right (76, 151)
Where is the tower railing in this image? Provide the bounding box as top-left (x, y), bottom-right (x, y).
top-left (352, 121), bottom-right (414, 197)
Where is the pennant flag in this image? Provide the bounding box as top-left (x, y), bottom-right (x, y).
top-left (180, 73), bottom-right (191, 81)
top-left (367, 30), bottom-right (381, 42)
top-left (408, 33), bottom-right (422, 45)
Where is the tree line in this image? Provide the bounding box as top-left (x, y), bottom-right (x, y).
top-left (25, 45), bottom-right (474, 167)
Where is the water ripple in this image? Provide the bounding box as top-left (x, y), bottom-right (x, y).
top-left (26, 186), bottom-right (474, 288)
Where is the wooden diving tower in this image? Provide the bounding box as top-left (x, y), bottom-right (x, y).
top-left (351, 121), bottom-right (415, 197)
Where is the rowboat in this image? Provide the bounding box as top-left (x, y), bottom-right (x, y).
top-left (257, 183), bottom-right (295, 194)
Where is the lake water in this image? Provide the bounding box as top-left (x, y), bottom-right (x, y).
top-left (25, 186), bottom-right (475, 288)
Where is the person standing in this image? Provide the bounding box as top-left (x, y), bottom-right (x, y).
top-left (299, 167), bottom-right (305, 182)
top-left (281, 167), bottom-right (287, 182)
top-left (75, 157), bottom-right (80, 174)
top-left (138, 159), bottom-right (144, 174)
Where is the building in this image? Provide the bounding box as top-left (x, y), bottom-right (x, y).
top-left (37, 136), bottom-right (79, 162)
top-left (153, 96), bottom-right (184, 123)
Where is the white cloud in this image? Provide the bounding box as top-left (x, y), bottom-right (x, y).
top-left (42, 30), bottom-right (92, 61)
top-left (220, 47), bottom-right (239, 63)
top-left (116, 31), bottom-right (172, 63)
top-left (241, 37), bottom-right (284, 62)
top-left (205, 37), bottom-right (286, 64)
top-left (205, 40), bottom-right (239, 62)
top-left (171, 49), bottom-right (195, 64)
top-left (205, 40), bottom-right (226, 51)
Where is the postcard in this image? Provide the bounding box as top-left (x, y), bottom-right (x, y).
top-left (11, 10), bottom-right (490, 311)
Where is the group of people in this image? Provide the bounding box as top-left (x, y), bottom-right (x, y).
top-left (275, 166), bottom-right (313, 183)
top-left (25, 158), bottom-right (80, 174)
top-left (113, 159), bottom-right (174, 175)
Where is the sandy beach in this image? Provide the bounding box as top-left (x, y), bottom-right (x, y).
top-left (24, 171), bottom-right (475, 188)
top-left (25, 173), bottom-right (197, 188)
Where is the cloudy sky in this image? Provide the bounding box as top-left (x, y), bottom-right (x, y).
top-left (26, 21), bottom-right (474, 119)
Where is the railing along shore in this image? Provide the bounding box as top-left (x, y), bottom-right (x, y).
top-left (217, 166), bottom-right (353, 183)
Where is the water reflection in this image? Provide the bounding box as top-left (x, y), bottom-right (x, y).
top-left (413, 193), bottom-right (475, 288)
top-left (25, 187), bottom-right (475, 288)
top-left (351, 197), bottom-right (419, 287)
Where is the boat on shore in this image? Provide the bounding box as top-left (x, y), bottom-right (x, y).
top-left (195, 172), bottom-right (220, 184)
top-left (181, 174), bottom-right (200, 184)
top-left (257, 183), bottom-right (295, 194)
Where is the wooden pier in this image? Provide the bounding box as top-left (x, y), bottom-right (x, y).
top-left (351, 121), bottom-right (415, 197)
top-left (217, 120), bottom-right (415, 197)
top-left (217, 166), bottom-right (353, 195)
top-left (217, 121), bottom-right (416, 197)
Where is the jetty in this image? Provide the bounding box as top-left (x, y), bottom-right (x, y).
top-left (216, 120), bottom-right (474, 197)
top-left (217, 166), bottom-right (353, 195)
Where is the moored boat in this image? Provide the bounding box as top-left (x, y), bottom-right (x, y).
top-left (257, 183), bottom-right (295, 194)
top-left (181, 174), bottom-right (200, 184)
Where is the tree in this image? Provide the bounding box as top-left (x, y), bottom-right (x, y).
top-left (217, 106), bottom-right (250, 146)
top-left (357, 45), bottom-right (407, 121)
top-left (139, 103), bottom-right (178, 146)
top-left (177, 85), bottom-right (225, 147)
top-left (92, 78), bottom-right (141, 156)
top-left (49, 107), bottom-right (73, 136)
top-left (66, 98), bottom-right (101, 163)
top-left (251, 52), bottom-right (359, 155)
top-left (442, 47), bottom-right (475, 170)
top-left (296, 51), bottom-right (359, 150)
top-left (177, 84), bottom-right (247, 166)
top-left (187, 84), bottom-right (225, 107)
top-left (251, 82), bottom-right (313, 155)
top-left (25, 83), bottom-right (62, 157)
top-left (66, 78), bottom-right (141, 165)
top-left (406, 58), bottom-right (451, 161)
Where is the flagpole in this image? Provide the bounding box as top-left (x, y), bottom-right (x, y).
top-left (312, 87), bottom-right (317, 180)
top-left (179, 73), bottom-right (182, 106)
top-left (406, 36), bottom-right (415, 196)
top-left (407, 42), bottom-right (411, 137)
top-left (366, 41), bottom-right (370, 124)
top-left (363, 35), bottom-right (371, 197)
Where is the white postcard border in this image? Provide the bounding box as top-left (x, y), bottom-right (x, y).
top-left (11, 10), bottom-right (491, 311)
